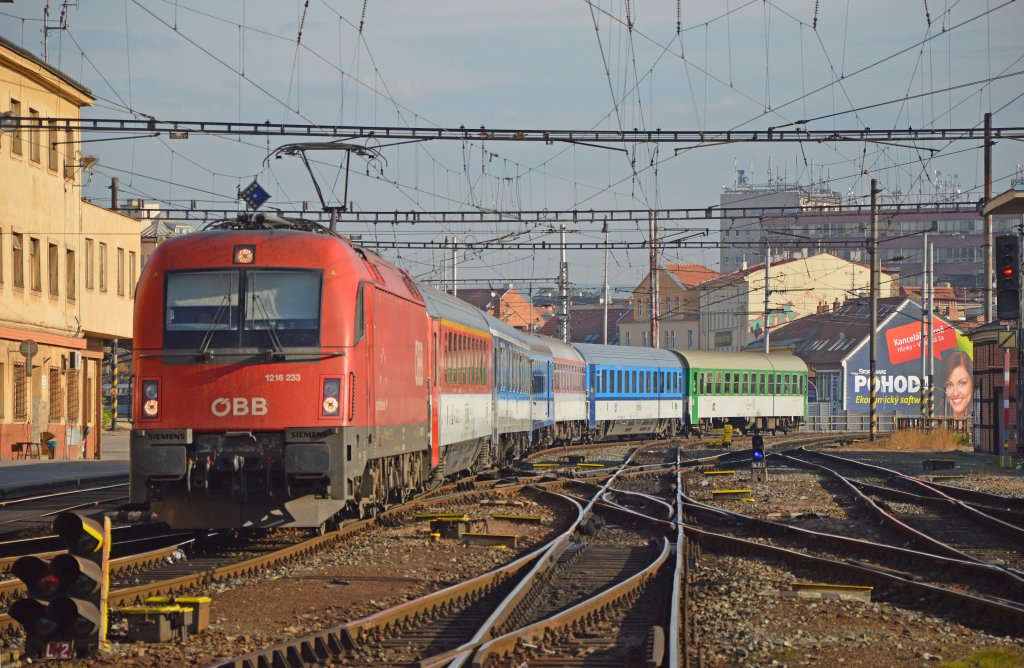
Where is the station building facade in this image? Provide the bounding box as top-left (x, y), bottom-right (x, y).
top-left (0, 37), bottom-right (139, 459)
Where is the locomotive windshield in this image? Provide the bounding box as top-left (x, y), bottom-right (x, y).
top-left (164, 269), bottom-right (322, 353)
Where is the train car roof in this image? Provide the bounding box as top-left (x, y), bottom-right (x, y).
top-left (419, 284), bottom-right (492, 335)
top-left (673, 350), bottom-right (807, 373)
top-left (483, 312), bottom-right (552, 356)
top-left (538, 335), bottom-right (585, 363)
top-left (574, 343), bottom-right (683, 368)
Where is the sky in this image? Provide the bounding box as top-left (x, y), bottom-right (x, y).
top-left (2, 0), bottom-right (1022, 293)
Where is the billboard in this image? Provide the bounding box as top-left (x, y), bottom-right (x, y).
top-left (844, 302), bottom-right (973, 417)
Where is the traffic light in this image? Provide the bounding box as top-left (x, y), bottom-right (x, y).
top-left (8, 511), bottom-right (109, 659)
top-left (996, 234), bottom-right (1021, 320)
top-left (751, 434), bottom-right (765, 463)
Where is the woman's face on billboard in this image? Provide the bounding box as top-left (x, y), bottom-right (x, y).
top-left (944, 364), bottom-right (972, 418)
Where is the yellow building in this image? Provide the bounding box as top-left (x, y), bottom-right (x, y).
top-left (620, 264), bottom-right (720, 349)
top-left (699, 252), bottom-right (899, 351)
top-left (0, 36), bottom-right (139, 459)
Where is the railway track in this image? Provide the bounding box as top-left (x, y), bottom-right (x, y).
top-left (0, 431), bottom-right (852, 663)
top-left (785, 449), bottom-right (1024, 577)
top-left (207, 445), bottom-right (687, 667)
top-left (0, 483), bottom-right (130, 535)
top-left (680, 467), bottom-right (1024, 611)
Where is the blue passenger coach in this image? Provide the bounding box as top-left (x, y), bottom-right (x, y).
top-left (575, 344), bottom-right (686, 440)
top-left (484, 314), bottom-right (535, 464)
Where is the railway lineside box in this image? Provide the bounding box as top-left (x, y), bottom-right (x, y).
top-left (145, 596), bottom-right (212, 633)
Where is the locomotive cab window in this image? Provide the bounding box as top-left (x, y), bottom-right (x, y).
top-left (164, 269), bottom-right (322, 352)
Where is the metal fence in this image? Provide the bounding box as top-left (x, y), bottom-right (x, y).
top-left (801, 413), bottom-right (970, 433)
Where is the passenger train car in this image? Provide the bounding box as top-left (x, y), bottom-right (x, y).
top-left (130, 215), bottom-right (807, 530)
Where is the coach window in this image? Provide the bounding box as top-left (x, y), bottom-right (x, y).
top-left (733, 373), bottom-right (740, 394)
top-left (715, 372), bottom-right (722, 394)
top-left (462, 336), bottom-right (468, 385)
top-left (724, 373), bottom-right (731, 395)
top-left (741, 373), bottom-right (748, 394)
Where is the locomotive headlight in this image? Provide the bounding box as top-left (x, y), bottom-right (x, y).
top-left (322, 377), bottom-right (341, 417)
top-left (233, 244), bottom-right (256, 264)
top-left (141, 380), bottom-right (160, 419)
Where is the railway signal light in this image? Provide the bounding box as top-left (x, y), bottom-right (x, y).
top-left (7, 512), bottom-right (110, 660)
top-left (996, 234), bottom-right (1021, 320)
top-left (751, 434), bottom-right (765, 463)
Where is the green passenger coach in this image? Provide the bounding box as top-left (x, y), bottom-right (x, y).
top-left (676, 350), bottom-right (807, 435)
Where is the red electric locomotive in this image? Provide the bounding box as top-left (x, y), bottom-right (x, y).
top-left (130, 215), bottom-right (436, 529)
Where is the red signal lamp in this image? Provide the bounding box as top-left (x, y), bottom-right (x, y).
top-left (1002, 266), bottom-right (1016, 277)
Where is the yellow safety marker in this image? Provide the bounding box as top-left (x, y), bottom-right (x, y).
top-left (742, 498), bottom-right (755, 503)
top-left (711, 489), bottom-right (753, 497)
top-left (463, 533), bottom-right (518, 548)
top-left (576, 462), bottom-right (604, 468)
top-left (531, 462), bottom-right (560, 468)
top-left (414, 513), bottom-right (470, 521)
top-left (792, 582), bottom-right (873, 602)
top-left (703, 470), bottom-right (736, 476)
top-left (492, 514), bottom-right (542, 523)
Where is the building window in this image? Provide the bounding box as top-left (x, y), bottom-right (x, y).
top-left (12, 232), bottom-right (24, 287)
top-left (66, 368), bottom-right (80, 423)
top-left (625, 331), bottom-right (630, 346)
top-left (641, 331), bottom-right (648, 347)
top-left (13, 363), bottom-right (27, 422)
top-left (48, 242), bottom-right (59, 296)
top-left (85, 239), bottom-right (94, 289)
top-left (48, 122), bottom-right (59, 171)
top-left (64, 129), bottom-right (75, 179)
top-left (128, 251), bottom-right (136, 298)
top-left (98, 242), bottom-right (107, 292)
top-left (30, 237), bottom-right (41, 291)
top-left (688, 330), bottom-right (693, 349)
top-left (116, 247), bottom-right (124, 296)
top-left (9, 99), bottom-right (21, 156)
top-left (66, 249), bottom-right (76, 300)
top-left (28, 108), bottom-right (40, 163)
top-left (49, 367), bottom-right (62, 422)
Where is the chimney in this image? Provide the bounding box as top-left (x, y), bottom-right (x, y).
top-left (832, 298), bottom-right (841, 313)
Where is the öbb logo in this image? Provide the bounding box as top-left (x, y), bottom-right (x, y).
top-left (211, 397), bottom-right (268, 417)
